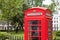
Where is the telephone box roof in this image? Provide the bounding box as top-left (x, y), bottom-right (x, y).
top-left (27, 7), bottom-right (51, 12)
top-left (25, 7), bottom-right (51, 12)
top-left (32, 7), bottom-right (48, 10)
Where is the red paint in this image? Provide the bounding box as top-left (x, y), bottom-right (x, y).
top-left (24, 7), bottom-right (52, 40)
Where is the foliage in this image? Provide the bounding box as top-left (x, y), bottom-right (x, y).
top-left (0, 0), bottom-right (57, 29)
top-left (9, 30), bottom-right (24, 36)
top-left (0, 32), bottom-right (11, 39)
top-left (48, 3), bottom-right (55, 12)
top-left (22, 3), bottom-right (29, 12)
top-left (53, 31), bottom-right (60, 40)
top-left (0, 31), bottom-right (24, 39)
top-left (55, 31), bottom-right (60, 36)
top-left (1, 0), bottom-right (23, 20)
top-left (0, 0), bottom-right (25, 28)
top-left (35, 0), bottom-right (43, 6)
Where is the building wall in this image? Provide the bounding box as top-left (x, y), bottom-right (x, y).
top-left (53, 10), bottom-right (60, 31)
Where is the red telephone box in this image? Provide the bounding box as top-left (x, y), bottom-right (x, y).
top-left (24, 7), bottom-right (52, 40)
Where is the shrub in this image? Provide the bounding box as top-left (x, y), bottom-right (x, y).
top-left (55, 31), bottom-right (60, 36)
top-left (0, 32), bottom-right (11, 39)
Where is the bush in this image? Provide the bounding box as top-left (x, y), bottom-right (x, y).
top-left (0, 32), bottom-right (11, 39)
top-left (56, 31), bottom-right (60, 36)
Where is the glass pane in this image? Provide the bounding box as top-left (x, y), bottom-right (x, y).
top-left (48, 37), bottom-right (51, 40)
top-left (48, 32), bottom-right (51, 36)
top-left (48, 21), bottom-right (51, 26)
top-left (39, 26), bottom-right (41, 30)
top-left (48, 26), bottom-right (51, 31)
top-left (46, 13), bottom-right (51, 16)
top-left (48, 21), bottom-right (51, 31)
top-left (31, 26), bottom-right (38, 30)
top-left (39, 32), bottom-right (41, 36)
top-left (28, 31), bottom-right (39, 36)
top-left (31, 31), bottom-right (38, 36)
top-left (29, 26), bottom-right (39, 30)
top-left (32, 37), bottom-right (38, 40)
top-left (40, 37), bottom-right (41, 40)
top-left (29, 20), bottom-right (38, 24)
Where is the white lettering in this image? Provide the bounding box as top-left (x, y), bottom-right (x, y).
top-left (27, 13), bottom-right (42, 16)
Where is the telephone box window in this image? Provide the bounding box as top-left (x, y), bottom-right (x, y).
top-left (39, 26), bottom-right (41, 30)
top-left (29, 26), bottom-right (39, 30)
top-left (40, 37), bottom-right (41, 40)
top-left (32, 37), bottom-right (38, 40)
top-left (31, 31), bottom-right (38, 36)
top-left (48, 21), bottom-right (51, 26)
top-left (29, 20), bottom-right (39, 24)
top-left (39, 32), bottom-right (41, 36)
top-left (48, 21), bottom-right (51, 31)
top-left (46, 13), bottom-right (51, 16)
top-left (48, 32), bottom-right (51, 36)
top-left (48, 37), bottom-right (51, 40)
top-left (31, 26), bottom-right (38, 30)
top-left (48, 26), bottom-right (50, 30)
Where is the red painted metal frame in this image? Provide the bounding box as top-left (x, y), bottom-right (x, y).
top-left (24, 7), bottom-right (52, 40)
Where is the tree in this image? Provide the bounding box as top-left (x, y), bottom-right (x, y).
top-left (0, 0), bottom-right (24, 31)
top-left (35, 0), bottom-right (43, 6)
top-left (24, 0), bottom-right (43, 7)
top-left (42, 0), bottom-right (56, 12)
top-left (11, 13), bottom-right (23, 33)
top-left (48, 3), bottom-right (55, 12)
top-left (22, 3), bottom-right (29, 12)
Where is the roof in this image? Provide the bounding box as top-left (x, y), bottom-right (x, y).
top-left (25, 7), bottom-right (51, 12)
top-left (31, 7), bottom-right (48, 10)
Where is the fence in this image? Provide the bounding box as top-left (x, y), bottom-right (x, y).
top-left (1, 36), bottom-right (24, 40)
top-left (9, 36), bottom-right (24, 40)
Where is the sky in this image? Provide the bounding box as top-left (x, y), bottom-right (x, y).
top-left (43, 0), bottom-right (52, 5)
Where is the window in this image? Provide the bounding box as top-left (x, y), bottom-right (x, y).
top-left (40, 37), bottom-right (41, 40)
top-left (53, 26), bottom-right (57, 31)
top-left (39, 32), bottom-right (41, 36)
top-left (31, 31), bottom-right (38, 36)
top-left (48, 26), bottom-right (51, 31)
top-left (29, 20), bottom-right (41, 24)
top-left (48, 32), bottom-right (51, 36)
top-left (48, 21), bottom-right (51, 26)
top-left (29, 25), bottom-right (39, 30)
top-left (54, 21), bottom-right (58, 23)
top-left (48, 37), bottom-right (51, 40)
top-left (28, 20), bottom-right (41, 30)
top-left (39, 26), bottom-right (41, 30)
top-left (31, 26), bottom-right (38, 30)
top-left (46, 13), bottom-right (51, 16)
top-left (29, 20), bottom-right (39, 24)
top-left (54, 17), bottom-right (58, 19)
top-left (28, 31), bottom-right (39, 37)
top-left (48, 21), bottom-right (51, 31)
top-left (54, 24), bottom-right (58, 27)
top-left (32, 37), bottom-right (38, 40)
top-left (28, 20), bottom-right (41, 39)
